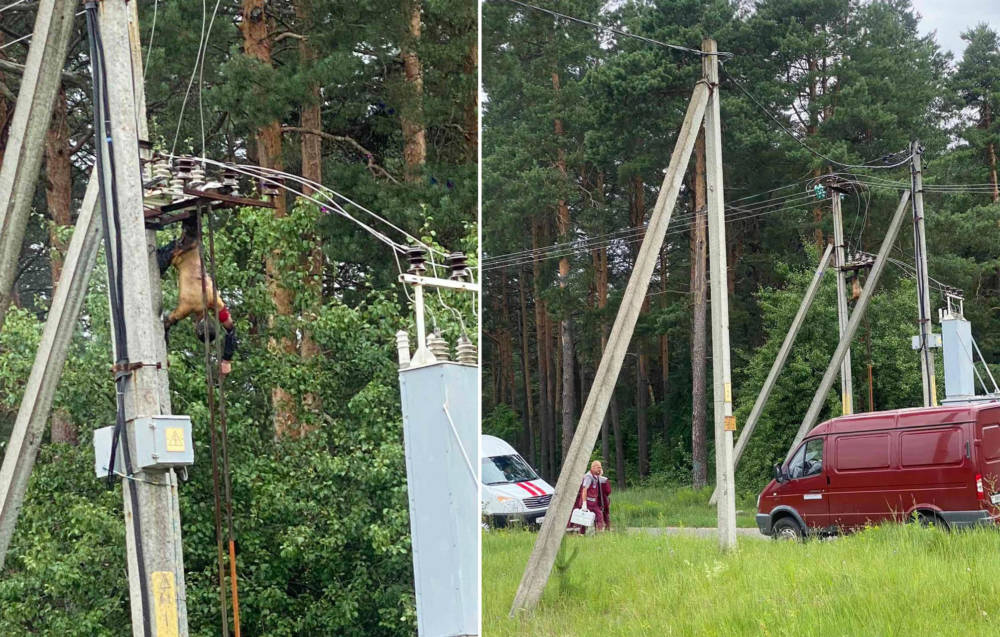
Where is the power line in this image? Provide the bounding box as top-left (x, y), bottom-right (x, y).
top-left (484, 192), bottom-right (819, 271)
top-left (483, 189), bottom-right (819, 269)
top-left (719, 65), bottom-right (913, 171)
top-left (0, 0), bottom-right (29, 14)
top-left (496, 0), bottom-right (732, 59)
top-left (0, 10), bottom-right (86, 51)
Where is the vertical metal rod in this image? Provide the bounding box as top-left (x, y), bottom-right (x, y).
top-left (789, 191), bottom-right (912, 458)
top-left (702, 38), bottom-right (736, 551)
top-left (709, 243), bottom-right (833, 505)
top-left (831, 190), bottom-right (853, 414)
top-left (415, 283), bottom-right (427, 350)
top-left (910, 141), bottom-right (937, 406)
top-left (510, 79), bottom-right (711, 615)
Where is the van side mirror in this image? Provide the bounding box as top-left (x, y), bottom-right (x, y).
top-left (773, 463), bottom-right (785, 483)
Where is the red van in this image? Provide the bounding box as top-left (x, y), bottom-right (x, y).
top-left (756, 403), bottom-right (1000, 539)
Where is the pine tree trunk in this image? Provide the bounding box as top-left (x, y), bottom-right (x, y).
top-left (636, 353), bottom-right (649, 479)
top-left (463, 39), bottom-right (478, 163)
top-left (531, 221), bottom-right (551, 478)
top-left (986, 102), bottom-right (998, 203)
top-left (401, 0), bottom-right (426, 182)
top-left (659, 249), bottom-right (670, 445)
top-left (242, 0), bottom-right (297, 437)
top-left (690, 130), bottom-right (709, 488)
top-left (297, 0), bottom-right (323, 419)
top-left (546, 310), bottom-right (557, 471)
top-left (50, 408), bottom-right (77, 445)
top-left (552, 71), bottom-right (575, 461)
top-left (519, 266), bottom-right (536, 466)
top-left (44, 88), bottom-right (71, 286)
top-left (593, 247), bottom-right (610, 465)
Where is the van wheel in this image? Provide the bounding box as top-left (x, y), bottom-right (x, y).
top-left (913, 511), bottom-right (948, 531)
top-left (773, 517), bottom-right (803, 541)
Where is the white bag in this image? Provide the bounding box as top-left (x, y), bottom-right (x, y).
top-left (571, 508), bottom-right (595, 527)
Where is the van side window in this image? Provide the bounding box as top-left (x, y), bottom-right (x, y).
top-left (787, 438), bottom-right (823, 479)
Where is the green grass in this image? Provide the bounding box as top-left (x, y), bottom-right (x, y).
top-left (484, 525), bottom-right (1000, 636)
top-left (612, 485), bottom-right (757, 528)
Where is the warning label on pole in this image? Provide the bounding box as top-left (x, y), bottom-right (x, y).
top-left (151, 571), bottom-right (179, 637)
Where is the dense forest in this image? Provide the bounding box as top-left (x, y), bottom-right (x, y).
top-left (482, 0), bottom-right (1000, 494)
top-left (0, 1), bottom-right (475, 635)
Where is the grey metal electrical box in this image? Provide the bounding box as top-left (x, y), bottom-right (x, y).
top-left (93, 415), bottom-right (194, 479)
top-left (398, 361), bottom-right (479, 637)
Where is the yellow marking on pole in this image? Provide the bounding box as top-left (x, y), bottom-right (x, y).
top-left (930, 375), bottom-right (938, 407)
top-left (151, 571), bottom-right (179, 637)
top-left (723, 382), bottom-right (732, 403)
top-left (165, 428), bottom-right (185, 453)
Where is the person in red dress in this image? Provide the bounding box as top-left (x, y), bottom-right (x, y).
top-left (571, 460), bottom-right (611, 533)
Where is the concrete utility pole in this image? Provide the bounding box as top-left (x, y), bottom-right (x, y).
top-left (709, 243), bottom-right (833, 506)
top-left (97, 2), bottom-right (188, 634)
top-left (788, 191), bottom-right (912, 457)
top-left (0, 0), bottom-right (78, 332)
top-left (910, 141), bottom-right (937, 407)
top-left (0, 175), bottom-right (101, 570)
top-left (509, 77), bottom-right (711, 616)
top-left (702, 38), bottom-right (737, 551)
top-left (830, 186), bottom-right (853, 415)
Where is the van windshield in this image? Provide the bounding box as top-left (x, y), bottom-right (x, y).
top-left (482, 454), bottom-right (539, 485)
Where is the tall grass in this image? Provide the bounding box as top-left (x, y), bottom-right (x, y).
top-left (484, 525), bottom-right (1000, 636)
top-left (611, 485), bottom-right (757, 528)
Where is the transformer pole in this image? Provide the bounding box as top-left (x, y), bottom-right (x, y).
top-left (96, 2), bottom-right (188, 634)
top-left (831, 186), bottom-right (853, 414)
top-left (789, 191), bottom-right (912, 457)
top-left (702, 38), bottom-right (737, 551)
top-left (910, 141), bottom-right (937, 407)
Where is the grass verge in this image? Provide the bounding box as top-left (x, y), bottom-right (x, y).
top-left (484, 524), bottom-right (1000, 636)
top-left (611, 485), bottom-right (757, 528)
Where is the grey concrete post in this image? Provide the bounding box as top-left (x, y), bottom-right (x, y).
top-left (831, 191), bottom-right (854, 414)
top-left (910, 142), bottom-right (937, 406)
top-left (788, 191), bottom-right (912, 458)
top-left (702, 39), bottom-right (737, 551)
top-left (509, 79), bottom-right (710, 616)
top-left (0, 0), bottom-right (78, 331)
top-left (0, 174), bottom-right (100, 569)
top-left (97, 2), bottom-right (188, 634)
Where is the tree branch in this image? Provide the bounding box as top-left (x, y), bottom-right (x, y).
top-left (281, 126), bottom-right (400, 184)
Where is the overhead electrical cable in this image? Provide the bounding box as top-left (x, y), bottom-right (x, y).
top-left (497, 0), bottom-right (733, 58)
top-left (719, 65), bottom-right (913, 171)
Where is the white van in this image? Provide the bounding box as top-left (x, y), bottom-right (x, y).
top-left (481, 435), bottom-right (554, 527)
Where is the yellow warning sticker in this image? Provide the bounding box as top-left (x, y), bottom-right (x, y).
top-left (723, 383), bottom-right (732, 403)
top-left (165, 428), bottom-right (185, 453)
top-left (724, 416), bottom-right (736, 432)
top-left (151, 571), bottom-right (179, 637)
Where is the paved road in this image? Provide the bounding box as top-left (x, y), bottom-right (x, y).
top-left (625, 526), bottom-right (768, 540)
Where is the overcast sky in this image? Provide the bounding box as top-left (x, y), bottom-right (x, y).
top-left (910, 0), bottom-right (1000, 61)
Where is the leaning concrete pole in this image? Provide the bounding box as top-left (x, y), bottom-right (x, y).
top-left (97, 2), bottom-right (189, 634)
top-left (0, 0), bottom-right (77, 332)
top-left (788, 191), bottom-right (912, 458)
top-left (709, 243), bottom-right (833, 506)
top-left (831, 190), bottom-right (854, 414)
top-left (0, 174), bottom-right (101, 570)
top-left (702, 39), bottom-right (736, 551)
top-left (509, 78), bottom-right (710, 616)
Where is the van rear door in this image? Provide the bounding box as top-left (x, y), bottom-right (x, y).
top-left (980, 422), bottom-right (1000, 504)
